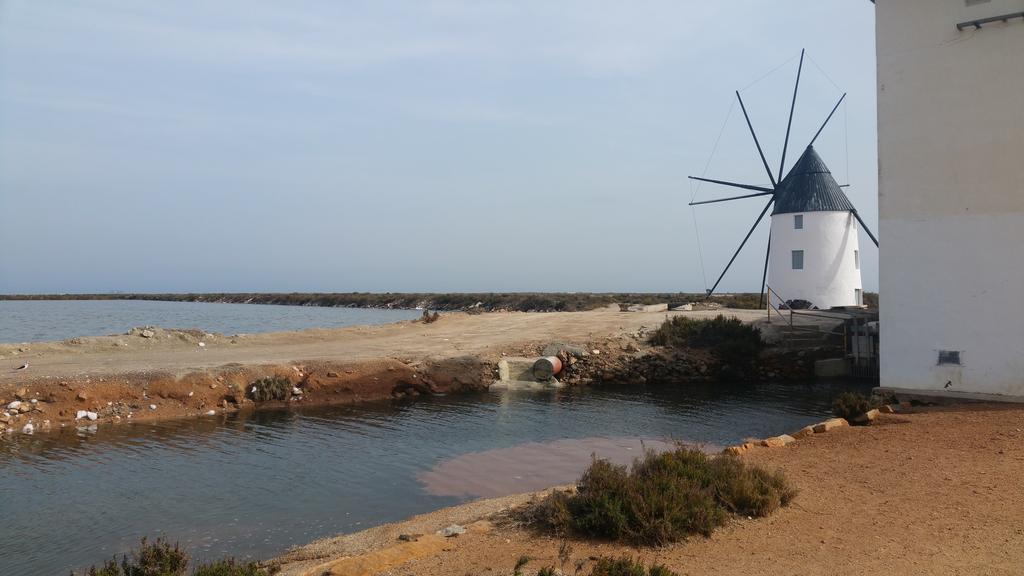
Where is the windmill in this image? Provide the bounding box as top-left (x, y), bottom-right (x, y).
top-left (690, 50), bottom-right (878, 310)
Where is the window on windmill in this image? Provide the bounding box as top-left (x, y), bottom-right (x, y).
top-left (792, 250), bottom-right (804, 270)
top-left (937, 350), bottom-right (962, 366)
top-left (794, 214), bottom-right (803, 229)
top-left (855, 250), bottom-right (860, 270)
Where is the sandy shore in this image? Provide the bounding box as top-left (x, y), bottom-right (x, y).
top-left (272, 405), bottom-right (1024, 576)
top-left (0, 308), bottom-right (764, 432)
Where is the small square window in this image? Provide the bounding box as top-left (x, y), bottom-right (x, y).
top-left (792, 250), bottom-right (804, 270)
top-left (937, 350), bottom-right (961, 365)
top-left (794, 214), bottom-right (803, 230)
top-left (854, 250), bottom-right (860, 270)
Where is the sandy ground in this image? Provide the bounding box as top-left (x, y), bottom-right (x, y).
top-left (0, 308), bottom-right (767, 431)
top-left (273, 406), bottom-right (1024, 576)
top-left (0, 308), bottom-right (763, 383)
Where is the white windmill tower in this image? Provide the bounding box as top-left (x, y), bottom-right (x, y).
top-left (689, 50), bottom-right (878, 310)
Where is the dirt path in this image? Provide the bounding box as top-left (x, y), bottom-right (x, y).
top-left (1, 308), bottom-right (762, 383)
top-left (0, 308), bottom-right (765, 432)
top-left (273, 406), bottom-right (1024, 576)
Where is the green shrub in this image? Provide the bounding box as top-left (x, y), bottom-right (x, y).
top-left (86, 560), bottom-right (122, 576)
top-left (648, 315), bottom-right (764, 379)
top-left (192, 558), bottom-right (268, 576)
top-left (248, 377), bottom-right (292, 402)
top-left (77, 540), bottom-right (268, 576)
top-left (589, 557), bottom-right (680, 576)
top-left (708, 455), bottom-right (797, 516)
top-left (79, 538), bottom-right (190, 576)
top-left (649, 315), bottom-right (762, 351)
top-left (832, 392), bottom-right (876, 421)
top-left (529, 447), bottom-right (796, 546)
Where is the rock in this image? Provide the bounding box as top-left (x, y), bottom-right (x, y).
top-left (0, 412), bottom-right (9, 423)
top-left (14, 388), bottom-right (28, 400)
top-left (7, 400), bottom-right (22, 411)
top-left (812, 418), bottom-right (849, 433)
top-left (760, 434), bottom-right (796, 448)
top-left (438, 524), bottom-right (466, 537)
top-left (198, 342), bottom-right (206, 347)
top-left (292, 387), bottom-right (303, 396)
top-left (723, 445), bottom-right (747, 456)
top-left (76, 410), bottom-right (98, 421)
top-left (880, 404), bottom-right (896, 414)
top-left (22, 422), bottom-right (34, 434)
top-left (398, 533), bottom-right (422, 542)
top-left (206, 410), bottom-right (216, 416)
top-left (853, 408), bottom-right (880, 424)
top-left (18, 403), bottom-right (31, 414)
top-left (140, 329), bottom-right (155, 338)
top-left (76, 392), bottom-right (89, 402)
top-left (791, 426), bottom-right (815, 439)
top-left (149, 404), bottom-right (157, 410)
top-left (591, 349), bottom-right (601, 355)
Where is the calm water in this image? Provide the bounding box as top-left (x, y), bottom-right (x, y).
top-left (0, 300), bottom-right (422, 343)
top-left (0, 382), bottom-right (870, 576)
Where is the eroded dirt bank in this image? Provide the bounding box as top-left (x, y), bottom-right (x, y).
top-left (0, 307), bottom-right (776, 433)
top-left (271, 406), bottom-right (1024, 576)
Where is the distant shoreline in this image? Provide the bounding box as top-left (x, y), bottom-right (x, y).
top-left (0, 291), bottom-right (813, 312)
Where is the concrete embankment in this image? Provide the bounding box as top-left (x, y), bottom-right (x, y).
top-left (0, 307), bottom-right (777, 434)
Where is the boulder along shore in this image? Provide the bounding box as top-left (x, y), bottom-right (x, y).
top-left (1, 307), bottom-right (818, 435)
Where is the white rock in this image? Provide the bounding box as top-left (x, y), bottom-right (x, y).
top-left (188, 391), bottom-right (194, 397)
top-left (592, 349), bottom-right (601, 355)
top-left (76, 410), bottom-right (99, 421)
top-left (206, 410), bottom-right (216, 416)
top-left (198, 342), bottom-right (206, 347)
top-left (7, 401), bottom-right (22, 411)
top-left (21, 423), bottom-right (33, 434)
top-left (30, 399), bottom-right (38, 404)
top-left (438, 524), bottom-right (466, 537)
top-left (149, 404), bottom-right (157, 410)
top-left (292, 387), bottom-right (303, 395)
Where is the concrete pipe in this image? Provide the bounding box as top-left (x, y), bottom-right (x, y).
top-left (532, 356), bottom-right (563, 381)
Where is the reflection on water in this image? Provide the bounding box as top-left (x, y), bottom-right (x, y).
top-left (0, 381), bottom-right (870, 576)
top-left (419, 437), bottom-right (685, 498)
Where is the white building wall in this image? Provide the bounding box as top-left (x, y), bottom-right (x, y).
top-left (767, 211), bottom-right (862, 309)
top-left (877, 0), bottom-right (1024, 398)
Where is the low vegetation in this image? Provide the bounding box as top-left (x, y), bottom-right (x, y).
top-left (526, 446), bottom-right (796, 546)
top-left (517, 555), bottom-right (679, 576)
top-left (832, 391), bottom-right (892, 422)
top-left (648, 315), bottom-right (765, 379)
top-left (77, 538), bottom-right (268, 576)
top-left (248, 377), bottom-right (292, 402)
top-left (589, 557), bottom-right (680, 576)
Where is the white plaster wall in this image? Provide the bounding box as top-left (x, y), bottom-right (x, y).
top-left (877, 0), bottom-right (1024, 396)
top-left (881, 213), bottom-right (1024, 396)
top-left (766, 211), bottom-right (862, 309)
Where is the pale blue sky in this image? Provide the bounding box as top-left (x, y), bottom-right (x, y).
top-left (0, 1), bottom-right (877, 294)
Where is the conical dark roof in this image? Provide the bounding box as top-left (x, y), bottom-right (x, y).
top-left (771, 146), bottom-right (854, 215)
